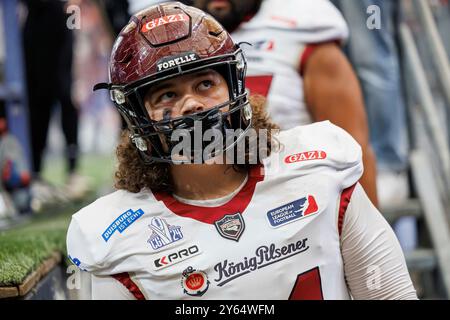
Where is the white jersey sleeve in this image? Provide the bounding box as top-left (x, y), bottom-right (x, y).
top-left (341, 184), bottom-right (418, 300)
top-left (271, 120), bottom-right (363, 189)
top-left (66, 190), bottom-right (154, 276)
top-left (66, 216), bottom-right (104, 274)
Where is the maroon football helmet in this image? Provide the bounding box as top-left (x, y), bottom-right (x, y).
top-left (94, 2), bottom-right (251, 163)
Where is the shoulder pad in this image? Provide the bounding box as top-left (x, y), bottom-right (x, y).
top-left (247, 0), bottom-right (349, 43)
top-left (268, 121), bottom-right (363, 189)
top-left (66, 190), bottom-right (157, 274)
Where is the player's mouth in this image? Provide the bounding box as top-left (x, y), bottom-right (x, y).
top-left (207, 0), bottom-right (232, 16)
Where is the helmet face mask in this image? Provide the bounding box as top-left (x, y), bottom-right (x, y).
top-left (124, 51), bottom-right (251, 164)
top-left (95, 2), bottom-right (252, 164)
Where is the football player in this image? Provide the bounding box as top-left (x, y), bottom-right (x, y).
top-left (67, 2), bottom-right (416, 300)
top-left (178, 0), bottom-right (378, 206)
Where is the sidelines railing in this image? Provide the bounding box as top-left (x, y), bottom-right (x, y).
top-left (395, 0), bottom-right (450, 299)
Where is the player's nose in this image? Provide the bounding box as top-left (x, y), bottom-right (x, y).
top-left (179, 95), bottom-right (206, 116)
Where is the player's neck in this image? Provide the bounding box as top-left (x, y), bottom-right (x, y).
top-left (169, 163), bottom-right (247, 201)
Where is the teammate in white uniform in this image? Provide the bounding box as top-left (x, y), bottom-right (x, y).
top-left (182, 0), bottom-right (379, 207)
top-left (67, 2), bottom-right (416, 300)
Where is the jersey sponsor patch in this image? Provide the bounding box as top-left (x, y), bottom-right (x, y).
top-left (141, 13), bottom-right (189, 33)
top-left (153, 245), bottom-right (202, 271)
top-left (214, 212), bottom-right (245, 242)
top-left (181, 267), bottom-right (210, 297)
top-left (267, 196), bottom-right (318, 228)
top-left (148, 217), bottom-right (184, 250)
top-left (284, 151), bottom-right (327, 164)
top-left (214, 238), bottom-right (309, 287)
top-left (102, 209), bottom-right (145, 242)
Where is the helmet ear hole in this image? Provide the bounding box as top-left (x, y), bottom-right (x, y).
top-left (209, 30), bottom-right (223, 37)
top-left (204, 15), bottom-right (224, 36)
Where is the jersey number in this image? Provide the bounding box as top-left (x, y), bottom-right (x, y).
top-left (289, 267), bottom-right (324, 300)
top-left (245, 75), bottom-right (274, 98)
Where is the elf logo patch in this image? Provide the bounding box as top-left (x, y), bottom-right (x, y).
top-left (267, 196), bottom-right (319, 228)
top-left (153, 245), bottom-right (202, 270)
top-left (285, 151), bottom-right (327, 164)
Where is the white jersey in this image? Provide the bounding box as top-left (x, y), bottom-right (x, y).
top-left (232, 0), bottom-right (348, 129)
top-left (67, 121), bottom-right (416, 300)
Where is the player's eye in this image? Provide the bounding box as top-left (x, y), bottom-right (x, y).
top-left (158, 91), bottom-right (176, 103)
top-left (198, 80), bottom-right (214, 91)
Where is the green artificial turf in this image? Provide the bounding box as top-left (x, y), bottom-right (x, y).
top-left (0, 212), bottom-right (71, 286)
top-left (0, 153), bottom-right (116, 287)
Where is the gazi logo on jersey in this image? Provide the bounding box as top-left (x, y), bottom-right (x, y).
top-left (153, 245), bottom-right (201, 271)
top-left (284, 151), bottom-right (327, 164)
top-left (148, 217), bottom-right (183, 250)
top-left (267, 196), bottom-right (319, 228)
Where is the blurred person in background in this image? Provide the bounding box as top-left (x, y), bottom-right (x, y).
top-left (97, 0), bottom-right (130, 37)
top-left (93, 0), bottom-right (132, 130)
top-left (22, 0), bottom-right (91, 210)
top-left (72, 0), bottom-right (120, 155)
top-left (0, 102), bottom-right (31, 215)
top-left (330, 0), bottom-right (416, 252)
top-left (175, 0), bottom-right (378, 206)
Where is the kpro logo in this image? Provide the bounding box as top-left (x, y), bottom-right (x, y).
top-left (153, 245), bottom-right (201, 271)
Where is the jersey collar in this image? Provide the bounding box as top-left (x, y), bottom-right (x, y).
top-left (154, 164), bottom-right (265, 224)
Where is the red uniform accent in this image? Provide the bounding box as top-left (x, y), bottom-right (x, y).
top-left (299, 40), bottom-right (342, 76)
top-left (299, 44), bottom-right (318, 76)
top-left (245, 75), bottom-right (274, 97)
top-left (304, 195), bottom-right (318, 216)
top-left (338, 184), bottom-right (357, 236)
top-left (154, 164), bottom-right (264, 224)
top-left (289, 267), bottom-right (324, 300)
top-left (112, 273), bottom-right (146, 300)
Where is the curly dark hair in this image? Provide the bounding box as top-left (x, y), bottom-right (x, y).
top-left (114, 95), bottom-right (279, 193)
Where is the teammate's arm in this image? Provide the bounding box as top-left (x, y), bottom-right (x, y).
top-left (303, 42), bottom-right (378, 207)
top-left (340, 184), bottom-right (417, 299)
